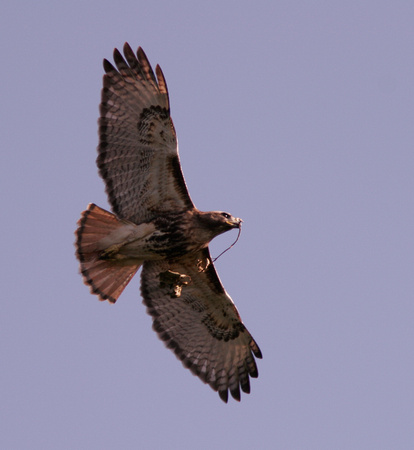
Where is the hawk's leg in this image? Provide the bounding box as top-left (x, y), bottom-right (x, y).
top-left (159, 270), bottom-right (191, 298)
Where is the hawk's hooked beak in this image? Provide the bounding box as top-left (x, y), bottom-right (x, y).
top-left (227, 217), bottom-right (243, 228)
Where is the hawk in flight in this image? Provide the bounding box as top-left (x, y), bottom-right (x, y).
top-left (75, 43), bottom-right (262, 402)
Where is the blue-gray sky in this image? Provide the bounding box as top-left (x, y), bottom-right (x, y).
top-left (1, 1), bottom-right (413, 449)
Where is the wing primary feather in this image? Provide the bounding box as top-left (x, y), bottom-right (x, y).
top-left (156, 65), bottom-right (169, 97)
top-left (113, 48), bottom-right (133, 76)
top-left (123, 42), bottom-right (142, 73)
top-left (103, 58), bottom-right (116, 73)
top-left (250, 339), bottom-right (263, 359)
top-left (218, 389), bottom-right (229, 403)
top-left (137, 47), bottom-right (158, 86)
top-left (230, 385), bottom-right (241, 402)
top-left (240, 370), bottom-right (251, 394)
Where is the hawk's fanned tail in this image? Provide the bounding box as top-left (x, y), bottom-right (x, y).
top-left (75, 203), bottom-right (141, 303)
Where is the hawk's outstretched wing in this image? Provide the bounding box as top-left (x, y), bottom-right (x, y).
top-left (97, 43), bottom-right (194, 224)
top-left (141, 247), bottom-right (262, 402)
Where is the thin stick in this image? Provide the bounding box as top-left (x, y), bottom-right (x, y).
top-left (212, 225), bottom-right (242, 263)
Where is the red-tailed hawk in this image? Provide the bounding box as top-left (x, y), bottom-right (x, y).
top-left (75, 44), bottom-right (262, 402)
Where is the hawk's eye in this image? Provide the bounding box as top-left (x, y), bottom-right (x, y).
top-left (221, 213), bottom-right (231, 219)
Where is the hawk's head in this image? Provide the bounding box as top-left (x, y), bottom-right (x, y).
top-left (196, 210), bottom-right (242, 237)
top-left (212, 211), bottom-right (242, 230)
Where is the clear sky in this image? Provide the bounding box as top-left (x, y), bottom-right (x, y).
top-left (1, 1), bottom-right (413, 449)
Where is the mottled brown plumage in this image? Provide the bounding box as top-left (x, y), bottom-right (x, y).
top-left (75, 43), bottom-right (262, 402)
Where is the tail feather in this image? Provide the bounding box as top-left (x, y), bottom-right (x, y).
top-left (75, 203), bottom-right (141, 303)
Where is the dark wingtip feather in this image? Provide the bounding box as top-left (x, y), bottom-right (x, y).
top-left (136, 47), bottom-right (157, 85)
top-left (103, 58), bottom-right (116, 73)
top-left (137, 46), bottom-right (148, 64)
top-left (123, 43), bottom-right (143, 75)
top-left (249, 365), bottom-right (259, 379)
top-left (113, 48), bottom-right (129, 72)
top-left (113, 47), bottom-right (123, 62)
top-left (123, 42), bottom-right (134, 56)
top-left (230, 386), bottom-right (241, 402)
top-left (219, 389), bottom-right (229, 403)
top-left (251, 339), bottom-right (263, 359)
top-left (240, 377), bottom-right (251, 394)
